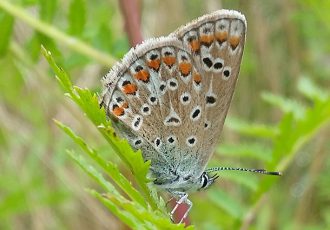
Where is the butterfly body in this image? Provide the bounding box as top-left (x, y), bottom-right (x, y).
top-left (101, 9), bottom-right (247, 221)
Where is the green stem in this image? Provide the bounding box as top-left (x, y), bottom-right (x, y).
top-left (0, 0), bottom-right (117, 67)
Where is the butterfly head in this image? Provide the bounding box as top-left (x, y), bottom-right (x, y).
top-left (197, 172), bottom-right (219, 191)
top-left (154, 171), bottom-right (219, 194)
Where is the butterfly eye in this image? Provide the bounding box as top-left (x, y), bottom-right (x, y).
top-left (200, 173), bottom-right (209, 188)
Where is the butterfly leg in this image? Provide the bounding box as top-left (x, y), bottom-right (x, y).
top-left (180, 198), bottom-right (192, 223)
top-left (170, 193), bottom-right (192, 223)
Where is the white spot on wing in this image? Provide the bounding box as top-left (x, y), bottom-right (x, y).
top-left (154, 137), bottom-right (162, 149)
top-left (167, 135), bottom-right (177, 145)
top-left (164, 107), bottom-right (181, 126)
top-left (132, 115), bottom-right (143, 131)
top-left (190, 106), bottom-right (202, 121)
top-left (222, 66), bottom-right (232, 80)
top-left (213, 57), bottom-right (224, 73)
top-left (180, 92), bottom-right (191, 105)
top-left (167, 78), bottom-right (179, 91)
top-left (140, 103), bottom-right (151, 116)
top-left (186, 136), bottom-right (197, 147)
top-left (133, 138), bottom-right (143, 148)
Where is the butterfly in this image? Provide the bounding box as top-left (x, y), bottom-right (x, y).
top-left (100, 9), bottom-right (280, 223)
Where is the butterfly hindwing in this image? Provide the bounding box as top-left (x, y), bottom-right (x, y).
top-left (101, 37), bottom-right (205, 176)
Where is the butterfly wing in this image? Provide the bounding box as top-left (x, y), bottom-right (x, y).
top-left (171, 9), bottom-right (247, 171)
top-left (101, 10), bottom-right (246, 181)
top-left (101, 37), bottom-right (203, 179)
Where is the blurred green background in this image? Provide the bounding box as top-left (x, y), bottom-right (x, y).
top-left (1, 0), bottom-right (330, 229)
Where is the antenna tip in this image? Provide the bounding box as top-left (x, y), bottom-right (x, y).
top-left (254, 169), bottom-right (282, 176)
top-left (268, 171), bottom-right (282, 176)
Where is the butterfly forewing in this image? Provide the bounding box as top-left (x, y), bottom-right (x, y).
top-left (172, 10), bottom-right (246, 169)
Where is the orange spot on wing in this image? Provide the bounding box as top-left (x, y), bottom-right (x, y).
top-left (134, 70), bottom-right (150, 82)
top-left (179, 62), bottom-right (192, 76)
top-left (147, 59), bottom-right (161, 71)
top-left (113, 106), bottom-right (124, 116)
top-left (200, 35), bottom-right (214, 45)
top-left (215, 31), bottom-right (228, 43)
top-left (163, 56), bottom-right (176, 67)
top-left (229, 36), bottom-right (240, 49)
top-left (193, 73), bottom-right (202, 84)
top-left (122, 83), bottom-right (137, 95)
top-left (122, 101), bottom-right (129, 108)
top-left (190, 40), bottom-right (200, 52)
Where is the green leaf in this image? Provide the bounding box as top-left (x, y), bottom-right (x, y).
top-left (89, 190), bottom-right (142, 229)
top-left (41, 45), bottom-right (73, 93)
top-left (67, 150), bottom-right (188, 229)
top-left (0, 11), bottom-right (14, 56)
top-left (68, 0), bottom-right (86, 36)
top-left (67, 150), bottom-right (120, 195)
top-left (42, 46), bottom-right (158, 210)
top-left (67, 151), bottom-right (142, 228)
top-left (36, 33), bottom-right (62, 60)
top-left (38, 0), bottom-right (57, 22)
top-left (99, 192), bottom-right (189, 230)
top-left (298, 77), bottom-right (328, 102)
top-left (55, 120), bottom-right (147, 208)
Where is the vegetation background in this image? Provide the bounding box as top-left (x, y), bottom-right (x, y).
top-left (1, 0), bottom-right (330, 229)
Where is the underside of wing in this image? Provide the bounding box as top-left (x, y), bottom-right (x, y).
top-left (101, 9), bottom-right (246, 179)
top-left (171, 9), bottom-right (247, 171)
top-left (100, 37), bottom-right (206, 178)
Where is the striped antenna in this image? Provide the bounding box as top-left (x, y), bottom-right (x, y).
top-left (205, 167), bottom-right (282, 176)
